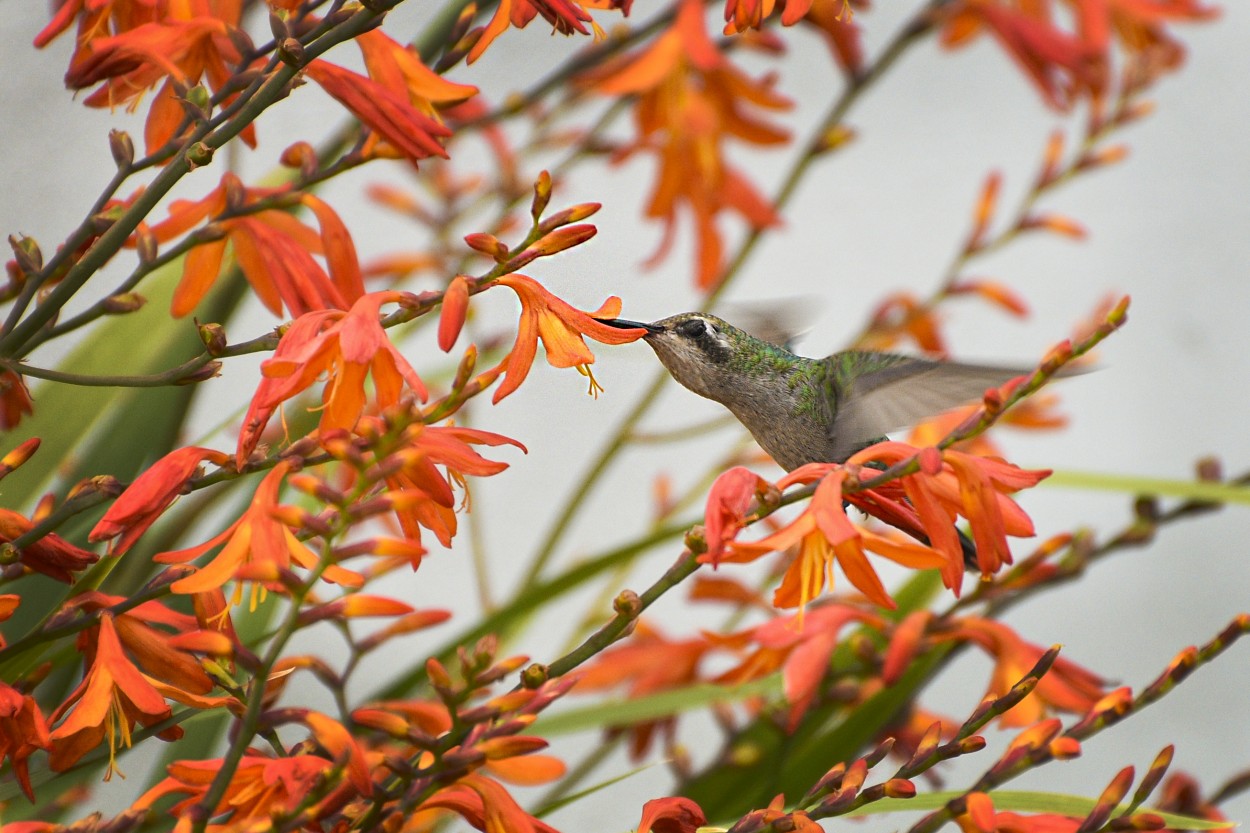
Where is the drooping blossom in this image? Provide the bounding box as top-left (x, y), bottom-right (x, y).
top-left (143, 173), bottom-right (365, 317)
top-left (584, 0), bottom-right (790, 289)
top-left (715, 604), bottom-right (883, 729)
top-left (934, 616), bottom-right (1107, 727)
top-left (574, 621), bottom-right (718, 758)
top-left (238, 292), bottom-right (428, 465)
top-left (0, 509), bottom-right (98, 582)
top-left (90, 446), bottom-right (230, 555)
top-left (49, 614), bottom-right (179, 776)
top-left (955, 791), bottom-right (1082, 833)
top-left (490, 275), bottom-right (646, 402)
top-left (468, 0), bottom-right (634, 63)
top-left (0, 682), bottom-right (51, 802)
top-left (0, 370), bottom-right (33, 430)
top-left (637, 797), bottom-right (708, 833)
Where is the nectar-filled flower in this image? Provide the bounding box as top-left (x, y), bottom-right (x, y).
top-left (722, 467), bottom-right (947, 612)
top-left (490, 275), bottom-right (646, 403)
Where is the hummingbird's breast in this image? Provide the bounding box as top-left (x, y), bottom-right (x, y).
top-left (718, 368), bottom-right (836, 472)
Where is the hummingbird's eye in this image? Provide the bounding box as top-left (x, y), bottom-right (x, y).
top-left (676, 319), bottom-right (710, 339)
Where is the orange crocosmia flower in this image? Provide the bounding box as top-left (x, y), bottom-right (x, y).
top-left (304, 61), bottom-right (454, 167)
top-left (0, 682), bottom-right (52, 802)
top-left (135, 753), bottom-right (358, 821)
top-left (355, 29), bottom-right (479, 117)
top-left (723, 466), bottom-right (947, 612)
top-left (64, 591), bottom-right (218, 697)
top-left (62, 17), bottom-right (251, 153)
top-left (89, 445), bottom-right (229, 555)
top-left (936, 617), bottom-right (1106, 728)
top-left (147, 172), bottom-right (366, 318)
top-left (955, 792), bottom-right (1082, 833)
top-left (415, 773), bottom-right (562, 833)
top-left (0, 369), bottom-right (34, 430)
top-left (847, 442), bottom-right (1049, 586)
top-left (575, 621), bottom-right (716, 759)
top-left (584, 0), bottom-right (790, 290)
top-left (717, 604), bottom-right (882, 729)
top-left (468, 0), bottom-right (633, 63)
top-left (155, 462), bottom-right (363, 601)
top-left (0, 509), bottom-right (98, 583)
top-left (490, 274), bottom-right (646, 403)
top-left (382, 423), bottom-right (526, 553)
top-left (48, 613), bottom-right (177, 777)
top-left (637, 797), bottom-right (708, 833)
top-left (702, 466), bottom-right (773, 563)
top-left (237, 291), bottom-right (428, 465)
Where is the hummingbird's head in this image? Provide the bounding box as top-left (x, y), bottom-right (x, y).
top-left (601, 312), bottom-right (755, 401)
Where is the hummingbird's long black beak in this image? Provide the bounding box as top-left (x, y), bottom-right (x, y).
top-left (600, 318), bottom-right (660, 334)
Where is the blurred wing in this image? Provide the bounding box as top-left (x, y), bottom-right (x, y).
top-left (824, 352), bottom-right (1031, 459)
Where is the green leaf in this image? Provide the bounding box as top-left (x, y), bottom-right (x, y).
top-left (842, 791), bottom-right (1234, 830)
top-left (535, 677), bottom-right (781, 736)
top-left (1043, 470), bottom-right (1250, 506)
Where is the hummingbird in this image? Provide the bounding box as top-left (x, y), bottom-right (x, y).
top-left (604, 312), bottom-right (1038, 568)
top-left (603, 312), bottom-right (1033, 470)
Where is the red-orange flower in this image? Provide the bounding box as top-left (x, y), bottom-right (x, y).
top-left (0, 370), bottom-right (33, 430)
top-left (355, 29), bottom-right (479, 117)
top-left (846, 441), bottom-right (1050, 585)
top-left (936, 617), bottom-right (1106, 727)
top-left (721, 465), bottom-right (947, 611)
top-left (702, 466), bottom-right (774, 562)
top-left (490, 274), bottom-right (646, 403)
top-left (584, 0), bottom-right (790, 289)
top-left (468, 0), bottom-right (633, 63)
top-left (0, 682), bottom-right (51, 802)
top-left (49, 614), bottom-right (177, 776)
top-left (304, 61), bottom-right (454, 167)
top-left (939, 0), bottom-right (1217, 108)
top-left (716, 604), bottom-right (882, 728)
top-left (144, 173), bottom-right (365, 317)
top-left (379, 422), bottom-right (526, 555)
top-left (574, 622), bottom-right (717, 758)
top-left (155, 462), bottom-right (363, 599)
top-left (415, 772), bottom-right (563, 833)
top-left (135, 753), bottom-right (360, 822)
top-left (0, 509), bottom-right (99, 582)
top-left (58, 14), bottom-right (252, 153)
top-left (637, 797), bottom-right (708, 833)
top-left (956, 792), bottom-right (1082, 833)
top-left (238, 291), bottom-right (428, 465)
top-left (90, 445), bottom-right (229, 555)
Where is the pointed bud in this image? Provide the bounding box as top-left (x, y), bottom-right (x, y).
top-left (463, 232), bottom-right (509, 262)
top-left (184, 84), bottom-right (212, 118)
top-left (186, 141), bottom-right (214, 169)
top-left (102, 292), bottom-right (145, 314)
top-left (278, 37), bottom-right (305, 67)
top-left (965, 171), bottom-right (1001, 254)
top-left (537, 202), bottom-right (600, 232)
top-left (9, 235), bottom-right (43, 276)
top-left (135, 227), bottom-right (159, 265)
top-left (269, 10), bottom-right (290, 41)
top-left (198, 322), bottom-right (227, 356)
top-left (0, 438), bottom-right (40, 481)
top-left (531, 170), bottom-right (553, 222)
top-left (280, 141), bottom-right (318, 179)
top-left (439, 275), bottom-right (471, 352)
top-left (526, 223), bottom-right (596, 257)
top-left (1037, 130), bottom-right (1065, 188)
top-left (176, 361), bottom-right (222, 384)
top-left (108, 129), bottom-right (134, 170)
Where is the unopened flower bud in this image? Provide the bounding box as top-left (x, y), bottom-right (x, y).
top-left (108, 129), bottom-right (134, 169)
top-left (0, 438), bottom-right (40, 480)
top-left (185, 84), bottom-right (212, 116)
top-left (9, 235), bottom-right (43, 275)
top-left (527, 223), bottom-right (597, 257)
top-left (135, 228), bottom-right (159, 265)
top-left (613, 589), bottom-right (641, 617)
top-left (186, 142), bottom-right (214, 170)
top-left (537, 202), bottom-right (601, 232)
top-left (278, 37), bottom-right (305, 67)
top-left (280, 141), bottom-right (318, 179)
top-left (176, 361), bottom-right (222, 385)
top-left (463, 232), bottom-right (509, 262)
top-left (530, 170), bottom-right (553, 221)
top-left (102, 292), bottom-right (146, 314)
top-left (198, 322), bottom-right (227, 356)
